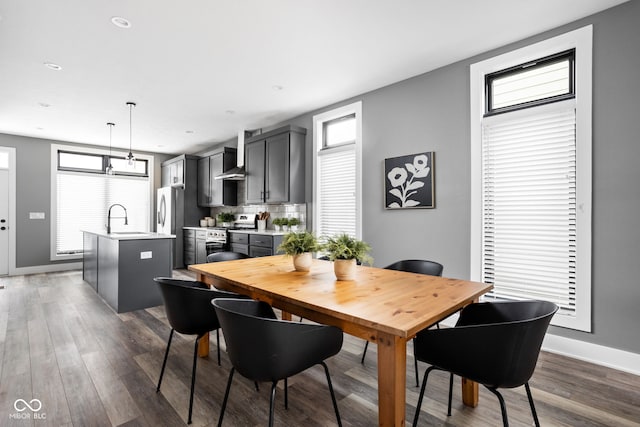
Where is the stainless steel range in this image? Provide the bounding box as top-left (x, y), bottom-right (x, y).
top-left (204, 214), bottom-right (256, 256)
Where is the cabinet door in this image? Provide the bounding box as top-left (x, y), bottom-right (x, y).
top-left (173, 160), bottom-right (184, 186)
top-left (195, 239), bottom-right (207, 264)
top-left (197, 157), bottom-right (210, 206)
top-left (245, 140), bottom-right (266, 204)
top-left (265, 133), bottom-right (290, 203)
top-left (249, 246), bottom-right (273, 258)
top-left (209, 153), bottom-right (224, 206)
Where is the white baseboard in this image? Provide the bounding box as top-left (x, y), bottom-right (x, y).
top-left (11, 262), bottom-right (82, 276)
top-left (542, 333), bottom-right (640, 376)
top-left (441, 312), bottom-right (640, 376)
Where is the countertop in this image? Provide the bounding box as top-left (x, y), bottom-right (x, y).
top-left (82, 230), bottom-right (176, 240)
top-left (183, 226), bottom-right (287, 236)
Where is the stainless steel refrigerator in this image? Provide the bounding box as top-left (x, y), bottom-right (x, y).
top-left (157, 186), bottom-right (207, 269)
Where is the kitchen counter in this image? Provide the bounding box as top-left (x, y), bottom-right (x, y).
top-left (228, 229), bottom-right (287, 236)
top-left (82, 230), bottom-right (176, 240)
top-left (82, 231), bottom-right (174, 313)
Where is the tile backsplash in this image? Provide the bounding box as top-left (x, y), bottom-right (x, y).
top-left (209, 203), bottom-right (307, 229)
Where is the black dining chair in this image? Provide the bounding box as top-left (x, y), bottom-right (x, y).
top-left (206, 251), bottom-right (250, 263)
top-left (212, 298), bottom-right (343, 427)
top-left (361, 259), bottom-right (444, 387)
top-left (153, 277), bottom-right (248, 424)
top-left (412, 300), bottom-right (558, 427)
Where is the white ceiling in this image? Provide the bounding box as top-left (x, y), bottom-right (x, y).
top-left (0, 0), bottom-right (627, 155)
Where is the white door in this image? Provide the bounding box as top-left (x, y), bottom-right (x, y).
top-left (0, 169), bottom-right (8, 275)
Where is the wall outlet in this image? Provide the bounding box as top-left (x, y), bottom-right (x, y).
top-left (140, 251), bottom-right (153, 259)
top-left (29, 212), bottom-right (45, 219)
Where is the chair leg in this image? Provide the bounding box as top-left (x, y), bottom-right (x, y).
top-left (447, 373), bottom-right (454, 416)
top-left (525, 382), bottom-right (541, 427)
top-left (216, 329), bottom-right (221, 366)
top-left (284, 377), bottom-right (288, 409)
top-left (321, 362), bottom-right (342, 427)
top-left (412, 365), bottom-right (436, 427)
top-left (217, 368), bottom-right (235, 427)
top-left (486, 386), bottom-right (509, 427)
top-left (412, 338), bottom-right (419, 387)
top-left (269, 381), bottom-right (278, 427)
top-left (361, 341), bottom-right (369, 364)
top-left (157, 328), bottom-right (174, 392)
top-left (188, 337), bottom-right (200, 424)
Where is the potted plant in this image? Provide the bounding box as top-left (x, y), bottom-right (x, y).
top-left (287, 217), bottom-right (301, 231)
top-left (322, 233), bottom-right (372, 280)
top-left (277, 231), bottom-right (320, 272)
top-left (272, 217), bottom-right (287, 232)
top-left (217, 212), bottom-right (235, 227)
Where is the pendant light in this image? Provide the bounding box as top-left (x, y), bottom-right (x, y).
top-left (105, 122), bottom-right (115, 175)
top-left (126, 101), bottom-right (136, 166)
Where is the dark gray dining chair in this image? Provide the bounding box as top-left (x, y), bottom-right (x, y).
top-left (361, 259), bottom-right (443, 387)
top-left (212, 298), bottom-right (343, 427)
top-left (153, 277), bottom-right (248, 424)
top-left (206, 251), bottom-right (250, 263)
top-left (412, 300), bottom-right (558, 427)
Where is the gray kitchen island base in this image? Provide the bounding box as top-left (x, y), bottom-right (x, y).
top-left (83, 231), bottom-right (175, 313)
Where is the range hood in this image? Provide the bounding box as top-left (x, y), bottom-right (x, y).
top-left (215, 130), bottom-right (248, 180)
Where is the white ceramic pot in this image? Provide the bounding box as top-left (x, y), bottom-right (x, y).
top-left (293, 252), bottom-right (312, 272)
top-left (334, 258), bottom-right (357, 280)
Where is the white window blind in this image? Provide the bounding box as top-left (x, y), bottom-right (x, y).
top-left (317, 145), bottom-right (356, 238)
top-left (481, 103), bottom-right (577, 315)
top-left (56, 172), bottom-right (150, 254)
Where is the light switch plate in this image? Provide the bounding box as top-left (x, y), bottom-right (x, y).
top-left (29, 212), bottom-right (45, 219)
top-left (140, 251), bottom-right (153, 259)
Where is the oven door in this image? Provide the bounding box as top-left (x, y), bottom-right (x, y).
top-left (205, 240), bottom-right (227, 255)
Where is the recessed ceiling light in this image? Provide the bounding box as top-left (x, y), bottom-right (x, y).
top-left (185, 130), bottom-right (194, 134)
top-left (36, 127), bottom-right (44, 130)
top-left (225, 110), bottom-right (235, 115)
top-left (111, 16), bottom-right (132, 29)
top-left (44, 62), bottom-right (62, 71)
top-left (38, 102), bottom-right (51, 108)
top-left (272, 85), bottom-right (284, 91)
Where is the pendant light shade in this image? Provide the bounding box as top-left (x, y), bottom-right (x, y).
top-left (106, 122), bottom-right (115, 175)
top-left (126, 101), bottom-right (136, 166)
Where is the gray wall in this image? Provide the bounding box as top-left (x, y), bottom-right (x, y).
top-left (282, 1), bottom-right (640, 355)
top-left (0, 133), bottom-right (172, 268)
top-left (4, 1), bottom-right (638, 355)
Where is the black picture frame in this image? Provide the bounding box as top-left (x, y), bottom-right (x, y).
top-left (384, 151), bottom-right (435, 209)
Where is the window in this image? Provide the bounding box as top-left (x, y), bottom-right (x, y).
top-left (470, 26), bottom-right (592, 331)
top-left (51, 145), bottom-right (153, 260)
top-left (313, 102), bottom-right (362, 240)
top-left (486, 50), bottom-right (575, 114)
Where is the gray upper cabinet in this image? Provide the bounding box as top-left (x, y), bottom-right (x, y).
top-left (197, 147), bottom-right (237, 207)
top-left (161, 155), bottom-right (186, 187)
top-left (161, 154), bottom-right (202, 189)
top-left (245, 125), bottom-right (307, 204)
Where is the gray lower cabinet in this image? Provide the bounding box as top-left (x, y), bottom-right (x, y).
top-left (230, 232), bottom-right (249, 255)
top-left (195, 230), bottom-right (207, 264)
top-left (229, 232), bottom-right (283, 257)
top-left (184, 228), bottom-right (207, 265)
top-left (245, 125), bottom-right (306, 204)
top-left (82, 232), bottom-right (173, 313)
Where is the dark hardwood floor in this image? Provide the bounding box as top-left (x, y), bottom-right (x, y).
top-left (0, 270), bottom-right (639, 426)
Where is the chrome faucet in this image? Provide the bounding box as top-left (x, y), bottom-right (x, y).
top-left (107, 203), bottom-right (128, 234)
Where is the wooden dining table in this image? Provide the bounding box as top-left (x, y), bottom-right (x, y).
top-left (189, 255), bottom-right (492, 426)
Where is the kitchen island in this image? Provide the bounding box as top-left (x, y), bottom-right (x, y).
top-left (83, 231), bottom-right (175, 313)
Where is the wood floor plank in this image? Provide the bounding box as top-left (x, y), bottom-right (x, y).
top-left (2, 269), bottom-right (639, 427)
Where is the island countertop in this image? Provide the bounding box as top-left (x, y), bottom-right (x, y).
top-left (82, 230), bottom-right (176, 240)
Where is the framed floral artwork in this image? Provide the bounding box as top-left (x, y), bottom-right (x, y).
top-left (384, 151), bottom-right (435, 209)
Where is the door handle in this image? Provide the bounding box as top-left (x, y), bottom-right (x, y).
top-left (0, 227), bottom-right (6, 231)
